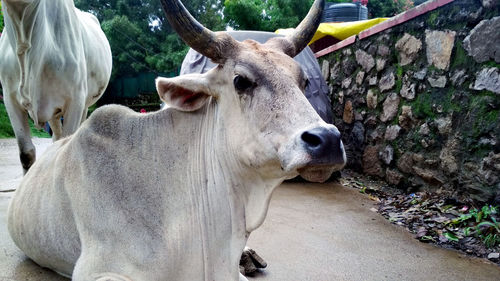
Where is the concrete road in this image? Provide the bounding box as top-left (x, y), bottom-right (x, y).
top-left (0, 138), bottom-right (53, 192)
top-left (1, 138), bottom-right (500, 281)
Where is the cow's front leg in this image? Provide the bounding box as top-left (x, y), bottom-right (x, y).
top-left (239, 272), bottom-right (249, 281)
top-left (73, 268), bottom-right (134, 281)
top-left (239, 247), bottom-right (267, 276)
top-left (73, 253), bottom-right (135, 281)
top-left (4, 94), bottom-right (36, 173)
top-left (94, 273), bottom-right (134, 281)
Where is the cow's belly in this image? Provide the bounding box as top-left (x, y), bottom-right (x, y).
top-left (78, 10), bottom-right (112, 106)
top-left (7, 139), bottom-right (81, 276)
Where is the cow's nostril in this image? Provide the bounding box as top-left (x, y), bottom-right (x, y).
top-left (301, 131), bottom-right (322, 148)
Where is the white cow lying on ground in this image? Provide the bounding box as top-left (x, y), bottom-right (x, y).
top-left (0, 0), bottom-right (112, 173)
top-left (8, 0), bottom-right (345, 280)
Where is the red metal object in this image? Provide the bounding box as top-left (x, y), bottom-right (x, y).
top-left (315, 0), bottom-right (456, 57)
top-left (353, 0), bottom-right (369, 6)
top-left (314, 35), bottom-right (356, 58)
top-left (358, 0), bottom-right (454, 40)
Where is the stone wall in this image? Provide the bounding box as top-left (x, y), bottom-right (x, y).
top-left (319, 0), bottom-right (500, 203)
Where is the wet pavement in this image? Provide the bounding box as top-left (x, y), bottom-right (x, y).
top-left (1, 138), bottom-right (500, 281)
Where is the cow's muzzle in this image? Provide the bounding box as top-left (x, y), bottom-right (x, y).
top-left (301, 127), bottom-right (345, 165)
top-left (298, 126), bottom-right (346, 182)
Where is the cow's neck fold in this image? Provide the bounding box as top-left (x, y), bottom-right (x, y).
top-left (3, 0), bottom-right (40, 103)
top-left (188, 99), bottom-right (285, 231)
top-left (172, 99), bottom-right (282, 277)
top-left (3, 0), bottom-right (82, 112)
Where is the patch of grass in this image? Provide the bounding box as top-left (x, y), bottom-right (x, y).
top-left (0, 102), bottom-right (15, 138)
top-left (0, 102), bottom-right (50, 138)
top-left (29, 119), bottom-right (50, 138)
top-left (458, 205), bottom-right (500, 249)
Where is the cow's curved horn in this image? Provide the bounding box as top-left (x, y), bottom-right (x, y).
top-left (269, 0), bottom-right (325, 57)
top-left (159, 0), bottom-right (235, 62)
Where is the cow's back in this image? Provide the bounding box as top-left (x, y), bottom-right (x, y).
top-left (5, 105), bottom-right (133, 276)
top-left (7, 137), bottom-right (80, 277)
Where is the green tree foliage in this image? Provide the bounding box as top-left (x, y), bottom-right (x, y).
top-left (223, 0), bottom-right (316, 31)
top-left (74, 0), bottom-right (225, 78)
top-left (223, 0), bottom-right (414, 32)
top-left (1, 2), bottom-right (4, 32)
top-left (367, 0), bottom-right (414, 17)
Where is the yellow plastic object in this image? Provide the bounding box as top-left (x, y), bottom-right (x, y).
top-left (276, 18), bottom-right (389, 44)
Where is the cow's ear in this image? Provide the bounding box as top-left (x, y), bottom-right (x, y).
top-left (156, 75), bottom-right (214, 112)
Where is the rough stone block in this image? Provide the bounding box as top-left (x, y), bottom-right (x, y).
top-left (376, 58), bottom-right (386, 72)
top-left (321, 60), bottom-right (330, 80)
top-left (428, 76), bottom-right (447, 88)
top-left (472, 67), bottom-right (500, 94)
top-left (379, 145), bottom-right (394, 165)
top-left (356, 71), bottom-right (365, 85)
top-left (397, 152), bottom-right (414, 174)
top-left (425, 29), bottom-right (456, 70)
top-left (384, 125), bottom-right (401, 141)
top-left (399, 106), bottom-right (414, 130)
top-left (379, 72), bottom-right (395, 92)
top-left (366, 89), bottom-right (378, 109)
top-left (395, 33), bottom-right (422, 66)
top-left (386, 169), bottom-right (404, 185)
top-left (363, 145), bottom-right (384, 177)
top-left (355, 49), bottom-right (375, 72)
top-left (380, 93), bottom-right (400, 122)
top-left (343, 100), bottom-right (354, 124)
top-left (463, 16), bottom-right (500, 63)
top-left (400, 81), bottom-right (416, 100)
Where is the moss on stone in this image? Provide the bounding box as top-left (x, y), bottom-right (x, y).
top-left (481, 61), bottom-right (500, 69)
top-left (468, 94), bottom-right (500, 138)
top-left (441, 88), bottom-right (461, 114)
top-left (411, 91), bottom-right (436, 120)
top-left (326, 51), bottom-right (342, 63)
top-left (395, 64), bottom-right (404, 93)
top-left (450, 41), bottom-right (471, 70)
top-left (427, 11), bottom-right (440, 28)
top-left (426, 64), bottom-right (441, 74)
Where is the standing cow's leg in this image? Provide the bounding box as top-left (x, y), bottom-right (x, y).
top-left (81, 107), bottom-right (89, 125)
top-left (49, 117), bottom-right (63, 141)
top-left (61, 95), bottom-right (85, 138)
top-left (4, 93), bottom-right (36, 173)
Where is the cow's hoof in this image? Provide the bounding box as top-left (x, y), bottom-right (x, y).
top-left (20, 148), bottom-right (36, 173)
top-left (240, 248), bottom-right (267, 276)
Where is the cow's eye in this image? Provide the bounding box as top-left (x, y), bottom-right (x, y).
top-left (304, 78), bottom-right (310, 89)
top-left (234, 75), bottom-right (254, 92)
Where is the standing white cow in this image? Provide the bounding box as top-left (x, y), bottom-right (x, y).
top-left (0, 0), bottom-right (112, 173)
top-left (8, 0), bottom-right (345, 280)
